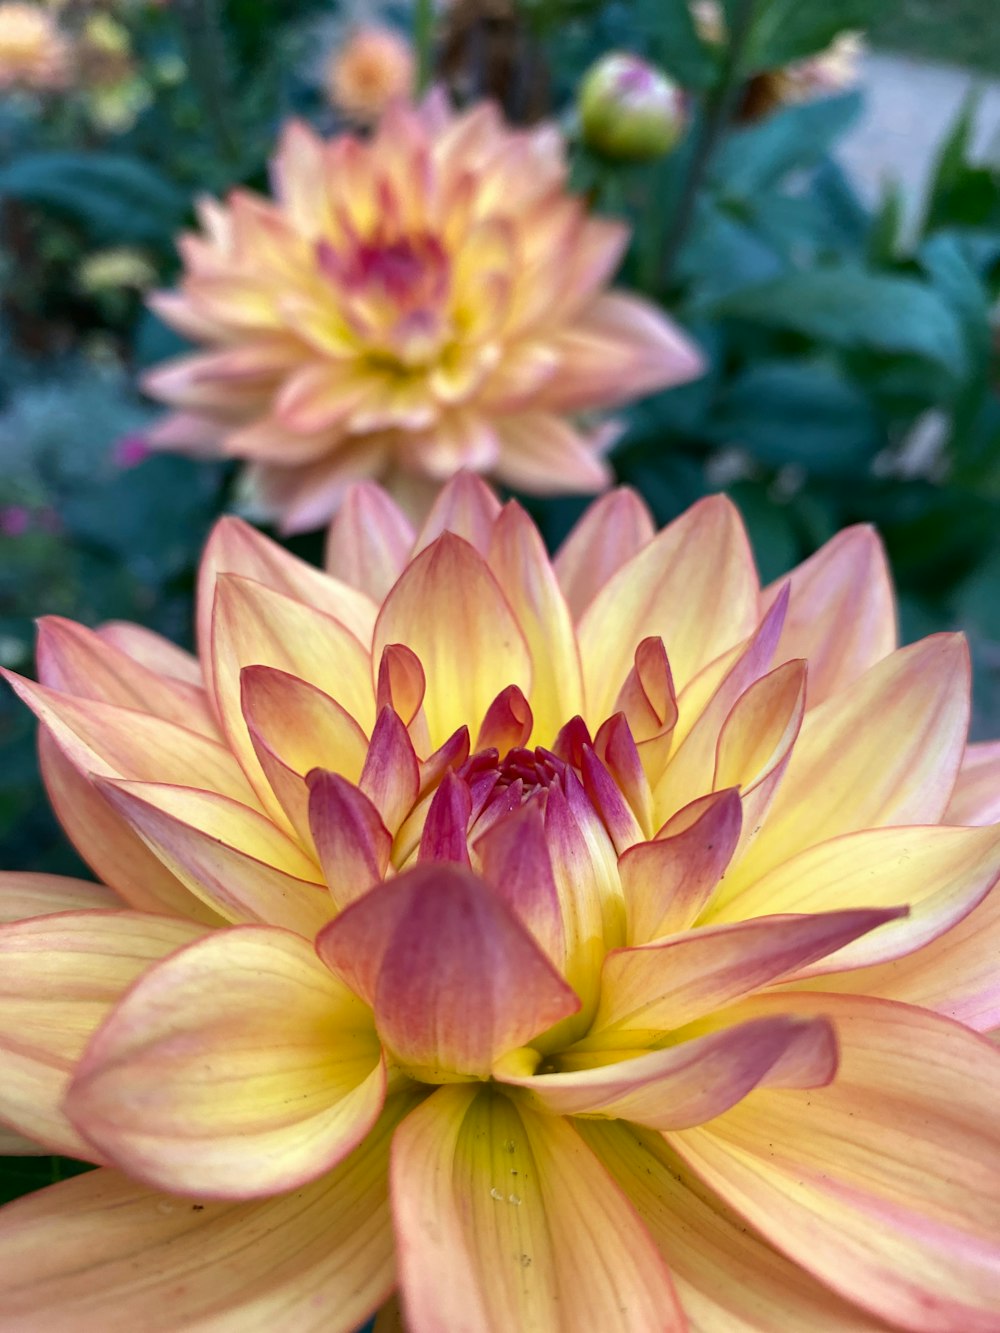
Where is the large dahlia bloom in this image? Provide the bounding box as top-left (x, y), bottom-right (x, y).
top-left (2, 476), bottom-right (1000, 1330)
top-left (142, 94), bottom-right (703, 531)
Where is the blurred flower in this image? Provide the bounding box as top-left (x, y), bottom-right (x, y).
top-left (0, 504), bottom-right (31, 536)
top-left (578, 52), bottom-right (685, 161)
top-left (142, 93), bottom-right (703, 531)
top-left (76, 247), bottom-right (157, 296)
top-left (110, 431), bottom-right (150, 468)
top-left (0, 3), bottom-right (72, 92)
top-left (2, 475), bottom-right (1000, 1328)
top-left (325, 23), bottom-right (415, 125)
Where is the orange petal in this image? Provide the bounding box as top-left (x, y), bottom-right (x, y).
top-left (324, 481), bottom-right (415, 600)
top-left (0, 1096), bottom-right (417, 1331)
top-left (577, 495), bottom-right (759, 724)
top-left (554, 488), bottom-right (655, 622)
top-left (391, 1085), bottom-right (684, 1332)
top-left (372, 533), bottom-right (531, 748)
top-left (67, 927), bottom-right (385, 1198)
top-left (0, 910), bottom-right (205, 1157)
top-left (762, 525), bottom-right (897, 706)
top-left (317, 863), bottom-right (579, 1079)
top-left (946, 740), bottom-right (1000, 826)
top-left (0, 872), bottom-right (119, 924)
top-left (669, 994), bottom-right (1000, 1332)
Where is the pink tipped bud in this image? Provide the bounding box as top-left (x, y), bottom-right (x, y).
top-left (578, 53), bottom-right (686, 161)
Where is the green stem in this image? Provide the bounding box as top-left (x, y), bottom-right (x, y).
top-left (174, 0), bottom-right (239, 166)
top-left (414, 0), bottom-right (436, 94)
top-left (658, 0), bottom-right (758, 289)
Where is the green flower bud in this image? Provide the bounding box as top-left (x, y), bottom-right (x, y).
top-left (578, 53), bottom-right (685, 161)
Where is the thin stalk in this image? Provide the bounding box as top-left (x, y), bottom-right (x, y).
top-left (174, 0), bottom-right (239, 166)
top-left (658, 0), bottom-right (758, 289)
top-left (414, 0), bottom-right (436, 93)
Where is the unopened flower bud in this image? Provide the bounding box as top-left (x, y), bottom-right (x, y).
top-left (578, 53), bottom-right (685, 161)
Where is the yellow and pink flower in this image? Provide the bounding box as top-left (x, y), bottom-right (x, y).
top-left (1, 476), bottom-right (1000, 1328)
top-left (325, 24), bottom-right (416, 125)
top-left (0, 3), bottom-right (72, 92)
top-left (142, 94), bottom-right (704, 531)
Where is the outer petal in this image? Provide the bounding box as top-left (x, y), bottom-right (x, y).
top-left (0, 872), bottom-right (119, 924)
top-left (498, 1013), bottom-right (837, 1129)
top-left (0, 1096), bottom-right (418, 1333)
top-left (581, 1121), bottom-right (890, 1331)
top-left (391, 1085), bottom-right (684, 1333)
top-left (489, 414), bottom-right (612, 495)
top-left (316, 863), bottom-right (579, 1079)
top-left (372, 533), bottom-right (532, 747)
top-left (720, 634), bottom-right (971, 895)
top-left (411, 471), bottom-right (501, 557)
top-left (0, 911), bottom-right (205, 1156)
top-left (707, 824), bottom-right (1000, 976)
top-left (553, 487), bottom-right (656, 622)
top-left (578, 495), bottom-right (759, 722)
top-left (66, 927), bottom-right (385, 1198)
top-left (946, 741), bottom-right (1000, 826)
top-left (762, 525), bottom-right (896, 706)
top-left (96, 621), bottom-right (202, 686)
top-left (670, 994), bottom-right (1000, 1333)
top-left (324, 481), bottom-right (415, 600)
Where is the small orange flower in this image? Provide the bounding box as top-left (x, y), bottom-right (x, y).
top-left (143, 94), bottom-right (704, 531)
top-left (326, 24), bottom-right (416, 124)
top-left (0, 3), bottom-right (72, 92)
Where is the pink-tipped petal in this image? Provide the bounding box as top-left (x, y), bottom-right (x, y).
top-left (554, 488), bottom-right (656, 622)
top-left (488, 413), bottom-right (613, 495)
top-left (360, 707), bottom-right (421, 835)
top-left (95, 621), bottom-right (202, 686)
top-left (307, 770), bottom-right (392, 911)
top-left (946, 741), bottom-right (1000, 826)
top-left (325, 482), bottom-right (416, 600)
top-left (417, 770), bottom-right (472, 865)
top-left (473, 803), bottom-right (565, 966)
top-left (410, 471), bottom-right (502, 557)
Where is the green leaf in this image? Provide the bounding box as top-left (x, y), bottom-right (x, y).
top-left (740, 0), bottom-right (867, 74)
top-left (709, 360), bottom-right (883, 476)
top-left (709, 266), bottom-right (968, 376)
top-left (634, 0), bottom-right (718, 88)
top-left (712, 92), bottom-right (862, 196)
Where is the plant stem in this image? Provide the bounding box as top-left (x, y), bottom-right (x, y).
top-left (174, 0), bottom-right (239, 166)
top-left (658, 0), bottom-right (758, 288)
top-left (414, 0), bottom-right (436, 93)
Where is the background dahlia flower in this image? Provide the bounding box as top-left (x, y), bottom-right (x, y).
top-left (325, 24), bottom-right (416, 125)
top-left (0, 3), bottom-right (72, 93)
top-left (142, 93), bottom-right (704, 531)
top-left (2, 475), bottom-right (1000, 1329)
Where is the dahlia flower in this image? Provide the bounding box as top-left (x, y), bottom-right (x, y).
top-left (0, 3), bottom-right (72, 92)
top-left (2, 475), bottom-right (1000, 1330)
top-left (142, 94), bottom-right (704, 531)
top-left (326, 24), bottom-right (416, 125)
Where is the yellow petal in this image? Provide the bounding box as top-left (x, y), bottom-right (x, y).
top-left (0, 872), bottom-right (119, 924)
top-left (553, 487), bottom-right (655, 622)
top-left (324, 482), bottom-right (415, 601)
top-left (946, 740), bottom-right (1000, 826)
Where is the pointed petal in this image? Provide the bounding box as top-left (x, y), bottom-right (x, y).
top-left (0, 872), bottom-right (119, 924)
top-left (95, 621), bottom-right (202, 685)
top-left (95, 780), bottom-right (333, 937)
top-left (489, 413), bottom-right (612, 495)
top-left (764, 525), bottom-right (896, 706)
top-left (307, 771), bottom-right (392, 911)
top-left (324, 482), bottom-right (415, 601)
top-left (0, 911), bottom-right (205, 1156)
top-left (372, 533), bottom-right (531, 748)
top-left (475, 684), bottom-right (533, 754)
top-left (946, 741), bottom-right (1000, 826)
top-left (0, 1096), bottom-right (416, 1332)
top-left (359, 707), bottom-right (420, 835)
top-left (417, 770), bottom-right (472, 864)
top-left (578, 496), bottom-right (759, 724)
top-left (316, 864), bottom-right (578, 1079)
top-left (473, 803), bottom-right (565, 966)
top-left (720, 635), bottom-right (971, 895)
top-left (411, 471), bottom-right (501, 557)
top-left (66, 927), bottom-right (385, 1198)
top-left (554, 488), bottom-right (655, 622)
top-left (670, 995), bottom-right (1000, 1333)
top-left (391, 1085), bottom-right (683, 1333)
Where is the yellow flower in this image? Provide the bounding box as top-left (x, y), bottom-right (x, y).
top-left (142, 96), bottom-right (704, 531)
top-left (2, 476), bottom-right (1000, 1328)
top-left (0, 2), bottom-right (72, 92)
top-left (326, 23), bottom-right (416, 125)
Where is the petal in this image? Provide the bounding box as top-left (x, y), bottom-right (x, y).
top-left (372, 533), bottom-right (532, 748)
top-left (316, 863), bottom-right (579, 1079)
top-left (307, 770), bottom-right (392, 911)
top-left (489, 413), bottom-right (612, 495)
top-left (946, 741), bottom-right (1000, 826)
top-left (95, 780), bottom-right (333, 937)
top-left (66, 927), bottom-right (385, 1198)
top-left (410, 471), bottom-right (502, 557)
top-left (324, 482), bottom-right (415, 601)
top-left (708, 824), bottom-right (1000, 975)
top-left (554, 488), bottom-right (656, 623)
top-left (473, 803), bottom-right (566, 967)
top-left (487, 502), bottom-right (585, 742)
top-left (499, 1013), bottom-right (837, 1128)
top-left (95, 621), bottom-right (202, 686)
top-left (591, 908), bottom-right (904, 1041)
top-left (763, 525), bottom-right (896, 707)
top-left (581, 1121), bottom-right (889, 1331)
top-left (0, 911), bottom-right (205, 1157)
top-left (670, 994), bottom-right (1000, 1332)
top-left (578, 496), bottom-right (759, 723)
top-left (36, 617), bottom-right (217, 738)
top-left (0, 1096), bottom-right (417, 1332)
top-left (359, 707), bottom-right (421, 836)
top-left (720, 634), bottom-right (971, 895)
top-left (391, 1085), bottom-right (683, 1332)
top-left (0, 872), bottom-right (119, 924)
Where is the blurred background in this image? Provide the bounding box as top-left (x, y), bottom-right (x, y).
top-left (1, 0), bottom-right (998, 888)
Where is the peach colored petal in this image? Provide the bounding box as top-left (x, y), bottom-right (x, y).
top-left (946, 740), bottom-right (1000, 826)
top-left (762, 525), bottom-right (896, 706)
top-left (0, 911), bottom-right (206, 1157)
top-left (0, 872), bottom-right (119, 924)
top-left (359, 707), bottom-right (421, 835)
top-left (554, 487), bottom-right (656, 622)
top-left (578, 495), bottom-right (759, 723)
top-left (308, 770), bottom-right (392, 911)
top-left (317, 863), bottom-right (579, 1079)
top-left (410, 470), bottom-right (501, 557)
top-left (391, 1085), bottom-right (684, 1332)
top-left (252, 443), bottom-right (393, 535)
top-left (372, 532), bottom-right (531, 747)
top-left (66, 927), bottom-right (385, 1198)
top-left (325, 481), bottom-right (415, 599)
top-left (670, 994), bottom-right (1000, 1332)
top-left (0, 1096), bottom-right (417, 1332)
top-left (488, 413), bottom-right (613, 495)
top-left (95, 621), bottom-right (202, 686)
